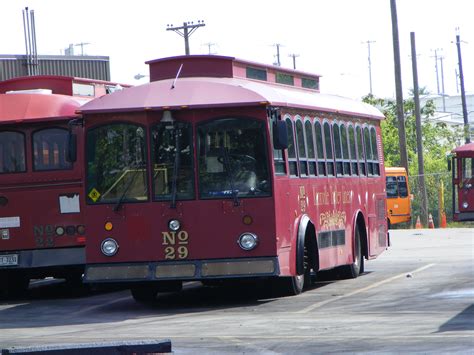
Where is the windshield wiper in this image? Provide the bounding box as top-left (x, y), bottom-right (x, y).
top-left (170, 126), bottom-right (181, 209)
top-left (113, 162), bottom-right (144, 212)
top-left (220, 146), bottom-right (240, 206)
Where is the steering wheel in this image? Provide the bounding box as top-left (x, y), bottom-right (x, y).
top-left (217, 154), bottom-right (256, 167)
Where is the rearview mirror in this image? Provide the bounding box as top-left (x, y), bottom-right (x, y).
top-left (273, 121), bottom-right (288, 150)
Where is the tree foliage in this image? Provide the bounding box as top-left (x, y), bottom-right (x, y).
top-left (363, 93), bottom-right (464, 224)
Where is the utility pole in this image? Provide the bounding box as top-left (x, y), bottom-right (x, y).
top-left (455, 29), bottom-right (470, 143)
top-left (390, 0), bottom-right (408, 171)
top-left (288, 53), bottom-right (299, 69)
top-left (411, 32), bottom-right (429, 227)
top-left (75, 42), bottom-right (90, 56)
top-left (364, 40), bottom-right (376, 94)
top-left (203, 42), bottom-right (216, 55)
top-left (167, 20), bottom-right (205, 55)
top-left (439, 51), bottom-right (447, 111)
top-left (431, 48), bottom-right (440, 94)
top-left (273, 44), bottom-right (282, 66)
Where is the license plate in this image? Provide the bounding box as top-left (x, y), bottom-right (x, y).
top-left (0, 254), bottom-right (18, 266)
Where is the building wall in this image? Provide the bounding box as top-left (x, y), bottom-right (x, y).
top-left (0, 54), bottom-right (110, 81)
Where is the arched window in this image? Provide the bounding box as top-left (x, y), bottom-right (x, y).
top-left (33, 128), bottom-right (72, 171)
top-left (364, 126), bottom-right (374, 175)
top-left (286, 117), bottom-right (298, 176)
top-left (348, 124), bottom-right (358, 175)
top-left (370, 127), bottom-right (380, 176)
top-left (356, 125), bottom-right (366, 176)
top-left (340, 123), bottom-right (350, 175)
top-left (323, 121), bottom-right (334, 176)
top-left (304, 119), bottom-right (316, 176)
top-left (295, 118), bottom-right (308, 176)
top-left (314, 120), bottom-right (326, 176)
top-left (333, 122), bottom-right (343, 176)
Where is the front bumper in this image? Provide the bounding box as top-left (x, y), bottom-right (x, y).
top-left (84, 257), bottom-right (279, 283)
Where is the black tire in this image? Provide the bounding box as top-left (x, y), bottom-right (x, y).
top-left (340, 227), bottom-right (364, 279)
top-left (276, 244), bottom-right (311, 296)
top-left (1, 272), bottom-right (30, 298)
top-left (130, 285), bottom-right (159, 304)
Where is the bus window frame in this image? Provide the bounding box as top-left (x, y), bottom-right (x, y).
top-left (0, 129), bottom-right (27, 174)
top-left (314, 118), bottom-right (326, 177)
top-left (285, 115), bottom-right (298, 177)
top-left (348, 123), bottom-right (359, 176)
top-left (295, 116), bottom-right (308, 177)
top-left (32, 126), bottom-right (73, 172)
top-left (304, 117), bottom-right (317, 177)
top-left (323, 119), bottom-right (335, 177)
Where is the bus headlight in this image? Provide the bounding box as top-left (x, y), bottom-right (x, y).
top-left (463, 202), bottom-right (469, 209)
top-left (101, 238), bottom-right (119, 256)
top-left (168, 219), bottom-right (181, 231)
top-left (238, 233), bottom-right (258, 251)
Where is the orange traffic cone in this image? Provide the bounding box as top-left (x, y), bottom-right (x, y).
top-left (440, 212), bottom-right (447, 228)
top-left (428, 213), bottom-right (435, 229)
top-left (415, 216), bottom-right (422, 229)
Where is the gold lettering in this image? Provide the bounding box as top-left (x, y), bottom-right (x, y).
top-left (177, 231), bottom-right (189, 244)
top-left (162, 231), bottom-right (176, 245)
top-left (164, 246), bottom-right (175, 259)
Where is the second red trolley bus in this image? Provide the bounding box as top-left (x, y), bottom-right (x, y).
top-left (79, 55), bottom-right (388, 301)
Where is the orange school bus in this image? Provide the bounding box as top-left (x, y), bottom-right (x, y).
top-left (385, 167), bottom-right (411, 228)
top-left (79, 55), bottom-right (388, 302)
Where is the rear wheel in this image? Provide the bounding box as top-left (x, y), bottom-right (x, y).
top-left (340, 227), bottom-right (364, 279)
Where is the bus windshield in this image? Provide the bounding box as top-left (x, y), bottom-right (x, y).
top-left (197, 118), bottom-right (270, 199)
top-left (86, 123), bottom-right (148, 204)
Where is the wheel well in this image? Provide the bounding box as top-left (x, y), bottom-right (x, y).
top-left (356, 213), bottom-right (368, 259)
top-left (304, 221), bottom-right (319, 272)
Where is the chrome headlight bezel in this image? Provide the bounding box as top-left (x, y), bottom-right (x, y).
top-left (101, 238), bottom-right (119, 256)
top-left (462, 201), bottom-right (469, 209)
top-left (238, 232), bottom-right (259, 251)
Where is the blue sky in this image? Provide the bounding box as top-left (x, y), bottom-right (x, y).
top-left (2, 0), bottom-right (473, 100)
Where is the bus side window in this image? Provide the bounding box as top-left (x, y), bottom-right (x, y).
top-left (341, 123), bottom-right (351, 175)
top-left (295, 118), bottom-right (308, 177)
top-left (333, 121), bottom-right (343, 176)
top-left (314, 120), bottom-right (326, 176)
top-left (364, 126), bottom-right (373, 176)
top-left (348, 124), bottom-right (358, 175)
top-left (356, 125), bottom-right (366, 176)
top-left (370, 127), bottom-right (380, 176)
top-left (0, 131), bottom-right (26, 173)
top-left (324, 121), bottom-right (334, 176)
top-left (304, 119), bottom-right (316, 176)
top-left (286, 117), bottom-right (298, 177)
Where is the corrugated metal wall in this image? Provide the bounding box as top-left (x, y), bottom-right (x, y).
top-left (0, 55), bottom-right (110, 81)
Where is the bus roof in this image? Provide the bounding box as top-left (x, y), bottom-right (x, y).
top-left (0, 93), bottom-right (85, 124)
top-left (79, 76), bottom-right (384, 120)
top-left (385, 167), bottom-right (407, 175)
top-left (0, 75), bottom-right (129, 97)
top-left (452, 142), bottom-right (474, 157)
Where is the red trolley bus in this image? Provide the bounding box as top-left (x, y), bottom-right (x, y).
top-left (0, 75), bottom-right (126, 296)
top-left (450, 142), bottom-right (474, 221)
top-left (80, 55), bottom-right (388, 301)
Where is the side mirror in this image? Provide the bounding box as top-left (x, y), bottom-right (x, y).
top-left (67, 131), bottom-right (77, 162)
top-left (273, 121), bottom-right (288, 150)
